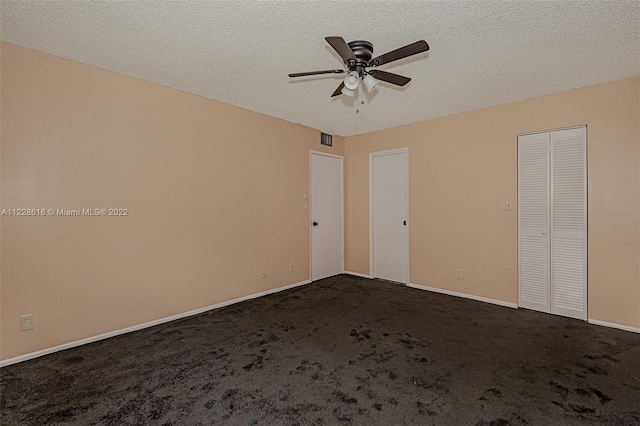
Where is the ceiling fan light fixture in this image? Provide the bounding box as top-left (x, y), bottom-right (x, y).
top-left (363, 74), bottom-right (379, 92)
top-left (344, 71), bottom-right (360, 90)
top-left (341, 86), bottom-right (355, 97)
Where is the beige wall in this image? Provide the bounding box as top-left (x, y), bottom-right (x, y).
top-left (345, 77), bottom-right (640, 329)
top-left (0, 43), bottom-right (343, 360)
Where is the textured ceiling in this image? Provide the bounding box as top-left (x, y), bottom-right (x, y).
top-left (1, 1), bottom-right (639, 137)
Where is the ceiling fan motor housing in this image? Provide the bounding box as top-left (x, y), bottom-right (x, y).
top-left (347, 40), bottom-right (373, 75)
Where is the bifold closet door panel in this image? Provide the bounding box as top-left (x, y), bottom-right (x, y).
top-left (550, 127), bottom-right (587, 320)
top-left (518, 132), bottom-right (551, 313)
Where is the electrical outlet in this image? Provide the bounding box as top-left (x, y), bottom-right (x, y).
top-left (261, 272), bottom-right (267, 279)
top-left (457, 270), bottom-right (465, 280)
top-left (289, 263), bottom-right (294, 273)
top-left (20, 314), bottom-right (34, 331)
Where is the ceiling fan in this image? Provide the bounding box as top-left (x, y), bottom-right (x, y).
top-left (289, 37), bottom-right (430, 97)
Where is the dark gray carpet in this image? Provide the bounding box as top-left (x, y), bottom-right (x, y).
top-left (1, 275), bottom-right (639, 425)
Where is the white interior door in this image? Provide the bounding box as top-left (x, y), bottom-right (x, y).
top-left (370, 149), bottom-right (408, 284)
top-left (311, 152), bottom-right (343, 281)
top-left (518, 126), bottom-right (587, 320)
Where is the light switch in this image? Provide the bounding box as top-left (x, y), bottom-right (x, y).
top-left (304, 201), bottom-right (308, 210)
top-left (505, 200), bottom-right (513, 211)
top-left (303, 192), bottom-right (308, 200)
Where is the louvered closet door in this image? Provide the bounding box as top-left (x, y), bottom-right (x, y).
top-left (518, 127), bottom-right (587, 320)
top-left (518, 132), bottom-right (551, 313)
top-left (550, 128), bottom-right (587, 320)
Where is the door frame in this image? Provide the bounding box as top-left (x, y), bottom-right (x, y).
top-left (310, 151), bottom-right (344, 281)
top-left (369, 148), bottom-right (409, 283)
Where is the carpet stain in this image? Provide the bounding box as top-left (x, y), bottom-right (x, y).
top-left (242, 355), bottom-right (264, 371)
top-left (549, 381), bottom-right (569, 399)
top-left (590, 387), bottom-right (612, 404)
top-left (478, 387), bottom-right (502, 400)
top-left (350, 328), bottom-right (372, 341)
top-left (330, 390), bottom-right (358, 405)
top-left (475, 419), bottom-right (510, 426)
top-left (569, 404), bottom-right (596, 414)
top-left (399, 338), bottom-right (417, 349)
top-left (63, 355), bottom-right (84, 365)
top-left (588, 365), bottom-right (608, 375)
top-left (575, 388), bottom-right (591, 397)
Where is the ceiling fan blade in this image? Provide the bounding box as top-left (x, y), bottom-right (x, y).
top-left (368, 40), bottom-right (429, 67)
top-left (325, 36), bottom-right (356, 63)
top-left (369, 70), bottom-right (411, 86)
top-left (289, 69), bottom-right (345, 78)
top-left (331, 82), bottom-right (345, 97)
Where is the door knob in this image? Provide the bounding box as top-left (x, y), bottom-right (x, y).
top-left (313, 222), bottom-right (318, 226)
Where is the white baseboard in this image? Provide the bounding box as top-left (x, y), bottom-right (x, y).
top-left (587, 319), bottom-right (640, 334)
top-left (343, 271), bottom-right (373, 279)
top-left (0, 279), bottom-right (311, 368)
top-left (408, 283), bottom-right (640, 333)
top-left (408, 283), bottom-right (519, 309)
